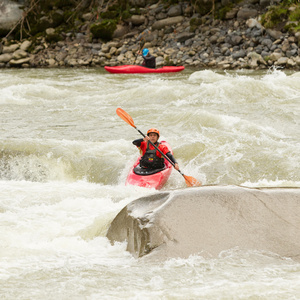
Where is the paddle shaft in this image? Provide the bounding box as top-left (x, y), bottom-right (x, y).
top-left (134, 29), bottom-right (150, 64)
top-left (135, 128), bottom-right (185, 176)
top-left (134, 40), bottom-right (144, 64)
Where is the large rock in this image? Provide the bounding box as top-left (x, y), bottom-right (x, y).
top-left (107, 186), bottom-right (300, 261)
top-left (3, 44), bottom-right (19, 53)
top-left (269, 52), bottom-right (283, 61)
top-left (267, 29), bottom-right (283, 40)
top-left (0, 53), bottom-right (12, 63)
top-left (225, 8), bottom-right (239, 19)
top-left (260, 0), bottom-right (272, 7)
top-left (167, 5), bottom-right (182, 17)
top-left (237, 8), bottom-right (258, 20)
top-left (232, 49), bottom-right (246, 59)
top-left (246, 18), bottom-right (262, 29)
top-left (152, 16), bottom-right (184, 30)
top-left (112, 25), bottom-right (129, 39)
top-left (247, 51), bottom-right (267, 67)
top-left (12, 49), bottom-right (28, 60)
top-left (276, 57), bottom-right (288, 65)
top-left (126, 15), bottom-right (146, 26)
top-left (176, 32), bottom-right (195, 43)
top-left (0, 0), bottom-right (23, 32)
top-left (9, 56), bottom-right (31, 66)
top-left (20, 40), bottom-right (32, 51)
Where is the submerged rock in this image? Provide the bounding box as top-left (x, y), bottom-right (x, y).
top-left (107, 185), bottom-right (300, 261)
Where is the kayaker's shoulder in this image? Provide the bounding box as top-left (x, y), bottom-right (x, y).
top-left (159, 140), bottom-right (172, 153)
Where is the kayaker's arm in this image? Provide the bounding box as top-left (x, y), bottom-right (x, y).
top-left (166, 152), bottom-right (179, 170)
top-left (132, 138), bottom-right (144, 147)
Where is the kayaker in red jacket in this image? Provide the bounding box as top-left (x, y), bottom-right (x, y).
top-left (132, 128), bottom-right (179, 170)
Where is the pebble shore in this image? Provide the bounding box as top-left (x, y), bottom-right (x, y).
top-left (0, 2), bottom-right (299, 70)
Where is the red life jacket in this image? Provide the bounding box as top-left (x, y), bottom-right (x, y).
top-left (140, 142), bottom-right (165, 169)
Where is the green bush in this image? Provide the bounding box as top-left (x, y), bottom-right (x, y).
top-left (90, 19), bottom-right (117, 41)
top-left (100, 11), bottom-right (118, 19)
top-left (261, 7), bottom-right (289, 28)
top-left (121, 10), bottom-right (131, 20)
top-left (261, 2), bottom-right (300, 29)
top-left (289, 7), bottom-right (300, 21)
top-left (216, 5), bottom-right (234, 20)
top-left (46, 32), bottom-right (63, 43)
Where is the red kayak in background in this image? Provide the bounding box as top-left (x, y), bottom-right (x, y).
top-left (104, 65), bottom-right (184, 74)
top-left (126, 141), bottom-right (173, 190)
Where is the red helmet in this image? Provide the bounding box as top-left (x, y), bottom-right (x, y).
top-left (147, 128), bottom-right (160, 137)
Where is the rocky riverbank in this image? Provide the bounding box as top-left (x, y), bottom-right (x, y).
top-left (0, 0), bottom-right (300, 70)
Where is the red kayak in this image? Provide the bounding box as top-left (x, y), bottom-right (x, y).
top-left (126, 141), bottom-right (173, 190)
top-left (104, 65), bottom-right (184, 74)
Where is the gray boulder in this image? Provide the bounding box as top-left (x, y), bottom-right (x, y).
top-left (260, 0), bottom-right (272, 7)
top-left (226, 34), bottom-right (243, 46)
top-left (0, 0), bottom-right (23, 32)
top-left (269, 52), bottom-right (283, 61)
top-left (266, 29), bottom-right (283, 40)
top-left (247, 51), bottom-right (267, 67)
top-left (276, 57), bottom-right (288, 65)
top-left (232, 49), bottom-right (246, 59)
top-left (9, 56), bottom-right (31, 66)
top-left (3, 44), bottom-right (19, 53)
top-left (113, 25), bottom-right (129, 39)
top-left (107, 186), bottom-right (300, 260)
top-left (167, 5), bottom-right (182, 17)
top-left (129, 0), bottom-right (146, 7)
top-left (226, 8), bottom-right (239, 19)
top-left (262, 38), bottom-right (273, 49)
top-left (0, 53), bottom-right (12, 63)
top-left (126, 15), bottom-right (146, 26)
top-left (20, 40), bottom-right (32, 51)
top-left (176, 32), bottom-right (195, 43)
top-left (237, 8), bottom-right (258, 20)
top-left (12, 49), bottom-right (28, 60)
top-left (246, 18), bottom-right (262, 29)
top-left (152, 16), bottom-right (184, 30)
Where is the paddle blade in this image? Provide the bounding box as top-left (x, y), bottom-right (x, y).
top-left (183, 175), bottom-right (202, 187)
top-left (116, 108), bottom-right (136, 128)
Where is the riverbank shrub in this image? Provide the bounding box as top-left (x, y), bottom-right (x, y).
top-left (90, 19), bottom-right (117, 41)
top-left (261, 7), bottom-right (288, 29)
top-left (290, 5), bottom-right (300, 20)
top-left (261, 1), bottom-right (300, 32)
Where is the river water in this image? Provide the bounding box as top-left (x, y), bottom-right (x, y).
top-left (1, 67), bottom-right (300, 299)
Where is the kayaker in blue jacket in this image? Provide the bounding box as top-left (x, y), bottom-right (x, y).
top-left (133, 128), bottom-right (179, 170)
top-left (138, 48), bottom-right (156, 69)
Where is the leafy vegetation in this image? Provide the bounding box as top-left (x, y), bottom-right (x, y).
top-left (215, 4), bottom-right (235, 20)
top-left (261, 0), bottom-right (300, 32)
top-left (2, 0), bottom-right (300, 43)
top-left (90, 19), bottom-right (117, 40)
top-left (289, 6), bottom-right (300, 21)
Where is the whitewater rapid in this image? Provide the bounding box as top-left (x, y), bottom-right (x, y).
top-left (1, 68), bottom-right (300, 299)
